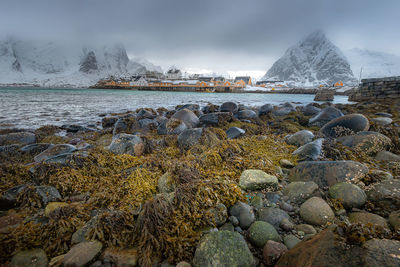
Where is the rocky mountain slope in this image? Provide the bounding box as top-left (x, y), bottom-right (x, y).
top-left (263, 31), bottom-right (357, 86)
top-left (0, 37), bottom-right (161, 87)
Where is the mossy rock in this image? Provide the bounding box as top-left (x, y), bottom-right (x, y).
top-left (328, 182), bottom-right (366, 209)
top-left (248, 221), bottom-right (281, 247)
top-left (239, 169), bottom-right (278, 191)
top-left (10, 249), bottom-right (48, 267)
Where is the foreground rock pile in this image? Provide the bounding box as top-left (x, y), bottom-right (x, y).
top-left (0, 100), bottom-right (400, 266)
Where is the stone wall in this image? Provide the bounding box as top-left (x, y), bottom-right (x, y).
top-left (349, 76), bottom-right (400, 102)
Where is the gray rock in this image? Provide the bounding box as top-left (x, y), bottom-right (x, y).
top-left (309, 106), bottom-right (344, 127)
top-left (239, 169), bottom-right (278, 190)
top-left (157, 118), bottom-right (188, 135)
top-left (272, 104), bottom-right (296, 116)
top-left (279, 218), bottom-right (294, 231)
top-left (176, 104), bottom-right (200, 111)
top-left (348, 212), bottom-right (388, 228)
top-left (248, 221), bottom-right (281, 247)
top-left (226, 127), bottom-right (245, 139)
top-left (101, 116), bottom-right (118, 128)
top-left (192, 231), bottom-right (255, 267)
top-left (237, 110), bottom-right (258, 120)
top-left (283, 234), bottom-right (301, 249)
top-left (107, 134), bottom-right (144, 156)
top-left (137, 118), bottom-right (158, 132)
top-left (208, 203), bottom-right (228, 227)
top-left (302, 104), bottom-right (321, 116)
top-left (0, 184), bottom-right (27, 210)
top-left (372, 117), bottom-right (392, 126)
top-left (283, 181), bottom-right (319, 204)
top-left (263, 240), bottom-right (288, 266)
top-left (285, 130), bottom-right (314, 147)
top-left (299, 197), bottom-right (334, 225)
top-left (136, 109), bottom-right (156, 119)
top-left (389, 210), bottom-right (400, 231)
top-left (35, 186), bottom-right (62, 206)
top-left (375, 112), bottom-right (392, 118)
top-left (79, 51), bottom-right (98, 73)
top-left (63, 241), bottom-right (103, 267)
top-left (320, 114), bottom-right (370, 138)
top-left (229, 201), bottom-right (255, 229)
top-left (20, 143), bottom-right (53, 155)
top-left (366, 179), bottom-right (400, 210)
top-left (71, 216), bottom-right (98, 245)
top-left (257, 207), bottom-right (290, 229)
top-left (375, 151), bottom-right (400, 162)
top-left (259, 104), bottom-right (273, 115)
top-left (10, 248), bottom-right (48, 267)
top-left (0, 132), bottom-right (36, 146)
top-left (157, 172), bottom-right (175, 194)
top-left (171, 108), bottom-right (199, 128)
top-left (177, 128), bottom-right (203, 150)
top-left (328, 182), bottom-right (366, 209)
top-left (292, 138), bottom-right (323, 161)
top-left (199, 112), bottom-right (233, 127)
top-left (219, 222), bottom-right (235, 232)
top-left (294, 224), bottom-right (316, 235)
top-left (219, 102), bottom-right (239, 113)
top-left (228, 216), bottom-right (239, 227)
top-left (337, 131), bottom-right (392, 156)
top-left (34, 144), bottom-right (77, 163)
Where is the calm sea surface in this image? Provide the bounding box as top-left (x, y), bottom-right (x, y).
top-left (0, 88), bottom-right (352, 129)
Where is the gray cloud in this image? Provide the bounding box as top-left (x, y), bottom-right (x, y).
top-left (1, 0), bottom-right (399, 74)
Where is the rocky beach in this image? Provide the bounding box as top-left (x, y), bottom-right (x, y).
top-left (0, 98), bottom-right (399, 267)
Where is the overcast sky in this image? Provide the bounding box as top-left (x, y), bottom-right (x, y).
top-left (1, 0), bottom-right (399, 77)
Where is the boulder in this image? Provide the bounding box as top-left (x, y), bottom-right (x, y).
top-left (63, 241), bottom-right (103, 267)
top-left (328, 182), bottom-right (366, 209)
top-left (283, 234), bottom-right (301, 249)
top-left (309, 106), bottom-right (344, 127)
top-left (157, 172), bottom-right (175, 194)
top-left (263, 240), bottom-right (288, 266)
top-left (237, 110), bottom-right (258, 120)
top-left (283, 181), bottom-right (319, 204)
top-left (137, 118), bottom-right (158, 132)
top-left (257, 207), bottom-right (290, 230)
top-left (207, 203), bottom-right (228, 227)
top-left (371, 117), bottom-right (392, 126)
top-left (44, 202), bottom-right (69, 216)
top-left (219, 102), bottom-right (239, 113)
top-left (199, 112), bottom-right (233, 127)
top-left (107, 134), bottom-right (144, 156)
top-left (302, 103), bottom-right (321, 116)
top-left (229, 201), bottom-right (255, 229)
top-left (101, 116), bottom-right (118, 128)
top-left (20, 143), bottom-right (53, 155)
top-left (239, 169), bottom-right (278, 190)
top-left (171, 108), bottom-right (200, 128)
top-left (157, 118), bottom-right (188, 135)
top-left (136, 109), bottom-right (156, 119)
top-left (248, 221), bottom-right (281, 247)
top-left (35, 186), bottom-right (62, 206)
top-left (294, 224), bottom-right (317, 235)
top-left (365, 179), bottom-right (400, 210)
top-left (375, 151), bottom-right (400, 162)
top-left (285, 130), bottom-right (314, 147)
top-left (320, 114), bottom-right (370, 138)
top-left (348, 212), bottom-right (388, 228)
top-left (0, 132), bottom-right (36, 146)
top-left (292, 138), bottom-right (323, 161)
top-left (272, 103), bottom-right (296, 116)
top-left (192, 231), bottom-right (255, 267)
top-left (0, 184), bottom-right (28, 210)
top-left (176, 104), bottom-right (200, 111)
top-left (299, 197), bottom-right (334, 226)
top-left (101, 248), bottom-right (139, 267)
top-left (34, 144), bottom-right (77, 163)
top-left (259, 104), bottom-right (273, 115)
top-left (226, 127), bottom-right (245, 139)
top-left (10, 248), bottom-right (48, 267)
top-left (337, 131), bottom-right (392, 156)
top-left (389, 210), bottom-right (400, 231)
top-left (177, 128), bottom-right (203, 150)
top-left (375, 112), bottom-right (392, 118)
top-left (288, 160), bottom-right (369, 188)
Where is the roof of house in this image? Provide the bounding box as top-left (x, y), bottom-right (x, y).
top-left (234, 76), bottom-right (251, 83)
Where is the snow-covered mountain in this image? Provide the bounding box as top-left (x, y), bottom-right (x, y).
top-left (263, 31), bottom-right (357, 86)
top-left (344, 48), bottom-right (400, 79)
top-left (0, 37), bottom-right (162, 87)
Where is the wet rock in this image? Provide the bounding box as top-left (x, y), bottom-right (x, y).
top-left (35, 186), bottom-right (62, 206)
top-left (375, 151), bottom-right (400, 162)
top-left (113, 116), bottom-right (134, 135)
top-left (283, 181), bottom-right (319, 204)
top-left (248, 221), bottom-right (281, 247)
top-left (237, 110), bottom-right (258, 120)
top-left (362, 238), bottom-right (400, 267)
top-left (249, 195), bottom-right (264, 210)
top-left (176, 262), bottom-right (192, 267)
top-left (279, 159), bottom-right (295, 168)
top-left (389, 210), bottom-right (400, 231)
top-left (328, 182), bottom-right (367, 209)
top-left (43, 151), bottom-right (88, 165)
top-left (44, 202), bottom-right (68, 216)
top-left (259, 104), bottom-right (273, 115)
top-left (137, 118), bottom-right (158, 132)
top-left (294, 224), bottom-right (316, 235)
top-left (10, 248), bottom-right (48, 267)
top-left (375, 112), bottom-right (392, 118)
top-left (309, 106), bottom-right (344, 127)
top-left (0, 184), bottom-right (27, 210)
top-left (0, 144), bottom-right (21, 154)
top-left (257, 207), bottom-right (290, 230)
top-left (348, 212), bottom-right (388, 228)
top-left (302, 103), bottom-right (321, 116)
top-left (101, 116), bottom-right (118, 128)
top-left (283, 234), bottom-right (301, 249)
top-left (239, 169), bottom-right (278, 190)
top-left (136, 109), bottom-right (156, 119)
top-left (0, 131), bottom-right (36, 146)
top-left (0, 213), bottom-right (23, 234)
top-left (20, 143), bottom-right (53, 155)
top-left (219, 102), bottom-right (238, 113)
top-left (320, 114), bottom-right (370, 138)
top-left (288, 160), bottom-right (369, 188)
top-left (292, 138), bottom-right (323, 161)
top-left (226, 127), bottom-right (245, 139)
top-left (279, 218), bottom-right (294, 231)
top-left (365, 179), bottom-right (400, 210)
top-left (71, 216), bottom-right (98, 245)
top-left (228, 216), bottom-right (239, 227)
top-left (107, 134), bottom-right (144, 156)
top-left (63, 240), bottom-right (103, 267)
top-left (229, 201), bottom-right (255, 229)
top-left (177, 128), bottom-right (203, 150)
top-left (199, 112), bottom-right (233, 127)
top-left (102, 248), bottom-right (138, 267)
top-left (369, 169), bottom-right (393, 182)
top-left (34, 144), bottom-right (77, 163)
top-left (208, 203), bottom-right (228, 227)
top-left (176, 104), bottom-right (200, 111)
top-left (157, 118), bottom-right (188, 135)
top-left (192, 231), bottom-right (255, 267)
top-left (219, 222), bottom-right (235, 232)
top-left (371, 117), bottom-right (392, 126)
top-left (263, 240), bottom-right (288, 266)
top-left (171, 108), bottom-right (199, 128)
top-left (300, 197), bottom-right (334, 226)
top-left (285, 130), bottom-right (314, 147)
top-left (272, 103), bottom-right (296, 116)
top-left (337, 131), bottom-right (392, 156)
top-left (61, 124), bottom-right (96, 133)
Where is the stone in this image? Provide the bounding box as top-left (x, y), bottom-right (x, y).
top-left (375, 151), bottom-right (400, 162)
top-left (107, 134), bottom-right (144, 156)
top-left (10, 248), bottom-right (48, 267)
top-left (361, 238), bottom-right (400, 267)
top-left (157, 118), bottom-right (188, 135)
top-left (44, 202), bottom-right (69, 216)
top-left (328, 182), bottom-right (367, 209)
top-left (294, 224), bottom-right (316, 235)
top-left (171, 108), bottom-right (200, 128)
top-left (199, 112), bottom-right (233, 127)
top-left (208, 203), bottom-right (228, 227)
top-left (288, 160), bottom-right (369, 188)
top-left (389, 210), bottom-right (400, 231)
top-left (279, 159), bottom-right (295, 168)
top-left (34, 144), bottom-right (77, 162)
top-left (102, 248), bottom-right (138, 267)
top-left (257, 207), bottom-right (290, 230)
top-left (259, 104), bottom-right (273, 115)
top-left (372, 117), bottom-right (393, 126)
top-left (157, 172), bottom-right (175, 194)
top-left (0, 213), bottom-right (23, 234)
top-left (219, 222), bottom-right (235, 232)
top-left (219, 102), bottom-right (238, 113)
top-left (20, 143), bottom-right (53, 155)
top-left (239, 169), bottom-right (278, 190)
top-left (302, 103), bottom-right (321, 116)
top-left (177, 128), bottom-right (203, 150)
top-left (0, 132), bottom-right (36, 146)
top-left (237, 110), bottom-right (258, 120)
top-left (272, 104), bottom-right (296, 116)
top-left (0, 184), bottom-right (27, 210)
top-left (375, 112), bottom-right (392, 118)
top-left (176, 104), bottom-right (200, 111)
top-left (283, 181), bottom-right (319, 204)
top-left (365, 179), bottom-right (400, 210)
top-left (369, 169), bottom-right (393, 182)
top-left (283, 234), bottom-right (301, 249)
top-left (249, 195), bottom-right (264, 210)
top-left (228, 216), bottom-right (239, 227)
top-left (299, 197), bottom-right (334, 226)
top-left (113, 116), bottom-right (135, 135)
top-left (248, 221), bottom-right (281, 247)
top-left (309, 106), bottom-right (343, 127)
top-left (192, 231), bottom-right (255, 267)
top-left (348, 212), bottom-right (388, 228)
top-left (292, 138), bottom-right (323, 161)
top-left (63, 241), bottom-right (103, 267)
top-left (137, 118), bottom-right (158, 132)
top-left (229, 201), bottom-right (255, 229)
top-left (71, 216), bottom-right (98, 245)
top-left (285, 130), bottom-right (314, 147)
top-left (337, 131), bottom-right (392, 156)
top-left (320, 114), bottom-right (370, 138)
top-left (136, 109), bottom-right (156, 119)
top-left (35, 186), bottom-right (62, 206)
top-left (226, 127), bottom-right (245, 139)
top-left (263, 240), bottom-right (288, 266)
top-left (101, 116), bottom-right (118, 128)
top-left (279, 218), bottom-right (294, 231)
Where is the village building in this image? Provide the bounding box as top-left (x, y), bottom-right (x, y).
top-left (166, 67), bottom-right (182, 80)
top-left (129, 76), bottom-right (148, 86)
top-left (234, 76), bottom-right (252, 86)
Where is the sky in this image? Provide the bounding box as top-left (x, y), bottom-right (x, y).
top-left (1, 0), bottom-right (399, 78)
